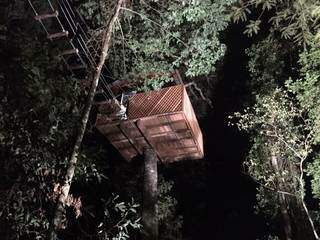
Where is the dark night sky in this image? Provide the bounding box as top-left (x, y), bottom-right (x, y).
top-left (169, 24), bottom-right (270, 239)
top-left (201, 25), bottom-right (266, 239)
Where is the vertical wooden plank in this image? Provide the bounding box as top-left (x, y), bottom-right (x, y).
top-left (182, 87), bottom-right (204, 158)
top-left (137, 118), bottom-right (163, 162)
top-left (120, 120), bottom-right (148, 154)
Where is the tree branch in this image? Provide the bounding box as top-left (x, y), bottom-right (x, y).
top-left (266, 125), bottom-right (319, 239)
top-left (48, 1), bottom-right (125, 239)
top-left (241, 171), bottom-right (296, 197)
top-left (184, 81), bottom-right (213, 108)
top-left (298, 158), bottom-right (320, 240)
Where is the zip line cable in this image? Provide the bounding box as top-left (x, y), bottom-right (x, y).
top-left (57, 1), bottom-right (76, 35)
top-left (27, 0), bottom-right (118, 101)
top-left (53, 0), bottom-right (116, 99)
top-left (27, 0), bottom-right (50, 35)
top-left (60, 0), bottom-right (114, 100)
top-left (61, 0), bottom-right (76, 18)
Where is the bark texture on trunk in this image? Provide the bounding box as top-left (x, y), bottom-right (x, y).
top-left (271, 153), bottom-right (293, 240)
top-left (142, 147), bottom-right (158, 240)
top-left (48, 1), bottom-right (124, 239)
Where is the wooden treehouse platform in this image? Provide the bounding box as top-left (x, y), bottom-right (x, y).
top-left (95, 85), bottom-right (204, 163)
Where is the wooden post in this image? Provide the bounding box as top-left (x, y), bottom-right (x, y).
top-left (142, 147), bottom-right (158, 240)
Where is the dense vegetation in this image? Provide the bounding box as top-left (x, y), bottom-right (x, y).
top-left (1, 0), bottom-right (320, 239)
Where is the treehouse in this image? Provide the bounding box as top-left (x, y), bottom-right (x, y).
top-left (95, 84), bottom-right (204, 163)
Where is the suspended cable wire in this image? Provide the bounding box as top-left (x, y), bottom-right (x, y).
top-left (57, 0), bottom-right (76, 35)
top-left (63, 0), bottom-right (76, 18)
top-left (27, 0), bottom-right (119, 101)
top-left (27, 0), bottom-right (50, 35)
top-left (47, 0), bottom-right (66, 32)
top-left (46, 0), bottom-right (55, 11)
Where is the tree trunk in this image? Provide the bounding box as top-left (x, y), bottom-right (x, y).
top-left (271, 153), bottom-right (293, 240)
top-left (48, 1), bottom-right (124, 239)
top-left (142, 147), bottom-right (158, 240)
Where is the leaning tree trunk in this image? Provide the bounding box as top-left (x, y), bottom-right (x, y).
top-left (142, 147), bottom-right (158, 240)
top-left (270, 152), bottom-right (293, 240)
top-left (48, 1), bottom-right (124, 239)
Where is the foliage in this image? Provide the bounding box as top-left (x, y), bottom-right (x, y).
top-left (232, 26), bottom-right (320, 237)
top-left (245, 37), bottom-right (288, 95)
top-left (285, 39), bottom-right (320, 208)
top-left (76, 146), bottom-right (110, 183)
top-left (77, 0), bottom-right (116, 29)
top-left (231, 0), bottom-right (320, 46)
top-left (96, 195), bottom-right (141, 240)
top-left (79, 0), bottom-right (235, 90)
top-left (0, 8), bottom-right (82, 237)
top-left (158, 176), bottom-right (183, 240)
top-left (257, 235), bottom-right (280, 240)
top-left (123, 0), bottom-right (235, 90)
top-left (231, 89), bottom-right (315, 238)
top-left (234, 89), bottom-right (311, 189)
top-left (307, 154), bottom-right (320, 200)
top-left (286, 40), bottom-right (320, 144)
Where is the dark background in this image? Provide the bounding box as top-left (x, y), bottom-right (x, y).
top-left (164, 24), bottom-right (270, 240)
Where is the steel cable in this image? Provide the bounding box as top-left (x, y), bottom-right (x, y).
top-left (27, 0), bottom-right (118, 101)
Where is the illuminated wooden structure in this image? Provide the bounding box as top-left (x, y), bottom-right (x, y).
top-left (95, 85), bottom-right (204, 162)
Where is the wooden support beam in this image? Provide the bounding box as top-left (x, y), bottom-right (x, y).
top-left (60, 48), bottom-right (79, 56)
top-left (69, 63), bottom-right (86, 70)
top-left (95, 89), bottom-right (104, 94)
top-left (162, 150), bottom-right (199, 160)
top-left (154, 137), bottom-right (194, 145)
top-left (142, 148), bottom-right (158, 240)
top-left (145, 119), bottom-right (186, 130)
top-left (47, 30), bottom-right (69, 40)
top-left (34, 11), bottom-right (58, 21)
top-left (150, 129), bottom-right (192, 139)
